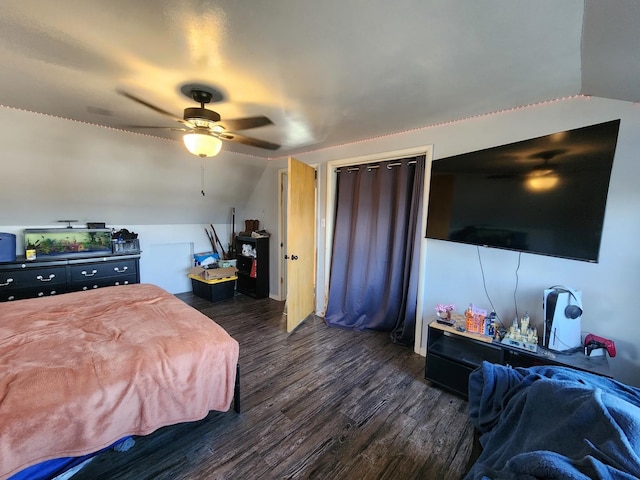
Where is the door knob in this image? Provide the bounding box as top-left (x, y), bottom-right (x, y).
top-left (284, 255), bottom-right (290, 259)
top-left (291, 255), bottom-right (298, 260)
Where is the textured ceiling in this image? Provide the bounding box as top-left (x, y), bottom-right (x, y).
top-left (0, 0), bottom-right (638, 159)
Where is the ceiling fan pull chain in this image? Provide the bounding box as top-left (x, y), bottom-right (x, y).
top-left (201, 162), bottom-right (205, 196)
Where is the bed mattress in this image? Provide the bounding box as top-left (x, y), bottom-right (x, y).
top-left (0, 283), bottom-right (239, 479)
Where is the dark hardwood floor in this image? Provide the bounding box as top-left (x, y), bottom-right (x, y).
top-left (75, 293), bottom-right (475, 480)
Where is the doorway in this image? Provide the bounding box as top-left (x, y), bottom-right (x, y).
top-left (278, 169), bottom-right (288, 301)
top-left (324, 146), bottom-right (433, 353)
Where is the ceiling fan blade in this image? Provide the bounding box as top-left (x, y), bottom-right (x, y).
top-left (117, 90), bottom-right (192, 127)
top-left (219, 132), bottom-right (280, 150)
top-left (487, 172), bottom-right (520, 180)
top-left (121, 125), bottom-right (188, 132)
top-left (218, 116), bottom-right (273, 131)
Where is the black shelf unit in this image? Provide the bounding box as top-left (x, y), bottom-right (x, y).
top-left (425, 321), bottom-right (611, 399)
top-left (235, 236), bottom-right (269, 299)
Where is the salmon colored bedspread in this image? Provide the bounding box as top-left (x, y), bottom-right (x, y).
top-left (0, 283), bottom-right (239, 479)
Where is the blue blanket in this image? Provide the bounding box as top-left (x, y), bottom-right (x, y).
top-left (465, 362), bottom-right (640, 479)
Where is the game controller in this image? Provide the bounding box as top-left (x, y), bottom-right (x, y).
top-left (584, 333), bottom-right (616, 357)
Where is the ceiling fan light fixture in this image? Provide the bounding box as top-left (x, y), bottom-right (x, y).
top-left (526, 174), bottom-right (560, 192)
top-left (183, 132), bottom-right (222, 157)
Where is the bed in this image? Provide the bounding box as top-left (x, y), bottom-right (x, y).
top-left (0, 283), bottom-right (240, 479)
top-left (465, 361), bottom-right (640, 479)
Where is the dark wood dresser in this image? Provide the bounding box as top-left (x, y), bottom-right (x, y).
top-left (0, 253), bottom-right (140, 301)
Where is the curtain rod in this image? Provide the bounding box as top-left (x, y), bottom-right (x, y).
top-left (335, 160), bottom-right (416, 173)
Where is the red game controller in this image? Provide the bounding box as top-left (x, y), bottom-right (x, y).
top-left (584, 333), bottom-right (616, 357)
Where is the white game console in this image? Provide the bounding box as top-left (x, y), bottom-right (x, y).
top-left (543, 286), bottom-right (583, 351)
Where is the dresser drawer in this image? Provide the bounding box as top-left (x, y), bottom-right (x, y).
top-left (0, 266), bottom-right (67, 290)
top-left (0, 285), bottom-right (67, 301)
top-left (69, 259), bottom-right (137, 282)
top-left (70, 274), bottom-right (138, 292)
top-left (425, 353), bottom-right (475, 398)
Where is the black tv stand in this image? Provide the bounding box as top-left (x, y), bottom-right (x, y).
top-left (425, 318), bottom-right (611, 399)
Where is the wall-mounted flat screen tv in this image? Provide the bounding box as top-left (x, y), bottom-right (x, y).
top-left (425, 119), bottom-right (620, 262)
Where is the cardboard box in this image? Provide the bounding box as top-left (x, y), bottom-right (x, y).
top-left (188, 266), bottom-right (238, 281)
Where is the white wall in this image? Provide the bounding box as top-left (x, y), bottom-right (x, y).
top-left (245, 96), bottom-right (640, 386)
top-left (0, 108), bottom-right (268, 226)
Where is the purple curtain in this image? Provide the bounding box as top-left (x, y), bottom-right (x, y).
top-left (324, 155), bottom-right (425, 346)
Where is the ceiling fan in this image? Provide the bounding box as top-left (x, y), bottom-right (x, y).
top-left (487, 149), bottom-right (568, 180)
top-left (487, 149), bottom-right (567, 191)
top-left (118, 84), bottom-right (280, 157)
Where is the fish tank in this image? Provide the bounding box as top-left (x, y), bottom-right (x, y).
top-left (24, 228), bottom-right (112, 258)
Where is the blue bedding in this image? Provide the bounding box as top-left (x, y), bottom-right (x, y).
top-left (8, 437), bottom-right (131, 480)
top-left (465, 362), bottom-right (640, 479)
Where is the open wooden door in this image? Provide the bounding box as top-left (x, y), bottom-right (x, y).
top-left (286, 157), bottom-right (316, 332)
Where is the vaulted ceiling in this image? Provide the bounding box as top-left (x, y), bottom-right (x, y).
top-left (1, 0), bottom-right (638, 159)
